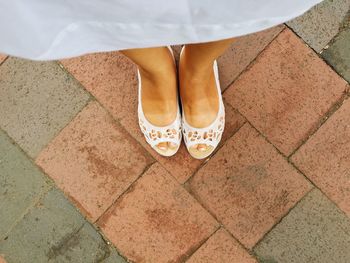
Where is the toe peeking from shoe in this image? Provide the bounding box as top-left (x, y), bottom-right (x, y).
top-left (137, 46), bottom-right (182, 157)
top-left (179, 45), bottom-right (225, 160)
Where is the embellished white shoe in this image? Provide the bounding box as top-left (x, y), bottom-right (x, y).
top-left (137, 46), bottom-right (182, 157)
top-left (179, 45), bottom-right (225, 159)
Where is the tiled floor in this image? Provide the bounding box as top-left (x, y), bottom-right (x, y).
top-left (0, 1), bottom-right (350, 262)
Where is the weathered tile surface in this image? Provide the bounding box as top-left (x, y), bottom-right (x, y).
top-left (0, 129), bottom-right (50, 239)
top-left (187, 228), bottom-right (257, 263)
top-left (287, 0), bottom-right (350, 52)
top-left (290, 97), bottom-right (350, 216)
top-left (101, 249), bottom-right (127, 263)
top-left (0, 189), bottom-right (86, 263)
top-left (322, 28), bottom-right (350, 82)
top-left (0, 58), bottom-right (90, 157)
top-left (218, 25), bottom-right (284, 90)
top-left (224, 28), bottom-right (348, 155)
top-left (188, 123), bottom-right (312, 248)
top-left (36, 101), bottom-right (153, 221)
top-left (98, 163), bottom-right (218, 263)
top-left (254, 189), bottom-right (350, 263)
top-left (49, 223), bottom-right (109, 263)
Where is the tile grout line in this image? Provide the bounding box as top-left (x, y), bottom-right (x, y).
top-left (0, 184), bottom-right (55, 242)
top-left (285, 23), bottom-right (350, 86)
top-left (94, 160), bottom-right (155, 224)
top-left (3, 60), bottom-right (96, 161)
top-left (47, 222), bottom-right (86, 258)
top-left (234, 108), bottom-right (330, 194)
top-left (237, 110), bottom-right (350, 220)
top-left (0, 126), bottom-right (58, 190)
top-left (222, 25), bottom-right (286, 93)
top-left (251, 187), bottom-right (316, 252)
top-left (33, 95), bottom-right (94, 159)
top-left (182, 115), bottom-right (247, 186)
top-left (287, 159), bottom-right (350, 220)
top-left (180, 226), bottom-right (221, 263)
top-left (287, 92), bottom-right (349, 158)
top-left (56, 60), bottom-right (157, 165)
top-left (184, 173), bottom-right (260, 253)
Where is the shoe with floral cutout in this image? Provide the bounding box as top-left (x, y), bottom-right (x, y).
top-left (137, 46), bottom-right (182, 157)
top-left (179, 45), bottom-right (225, 159)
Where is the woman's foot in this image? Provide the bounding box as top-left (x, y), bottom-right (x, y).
top-left (179, 45), bottom-right (220, 152)
top-left (138, 47), bottom-right (179, 152)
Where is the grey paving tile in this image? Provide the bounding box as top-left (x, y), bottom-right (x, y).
top-left (0, 129), bottom-right (50, 239)
top-left (0, 189), bottom-right (86, 263)
top-left (48, 223), bottom-right (109, 263)
top-left (322, 28), bottom-right (350, 82)
top-left (287, 0), bottom-right (350, 52)
top-left (0, 57), bottom-right (90, 158)
top-left (101, 249), bottom-right (127, 263)
top-left (254, 189), bottom-right (350, 263)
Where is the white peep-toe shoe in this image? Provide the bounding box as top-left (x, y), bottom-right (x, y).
top-left (137, 46), bottom-right (182, 157)
top-left (179, 45), bottom-right (225, 159)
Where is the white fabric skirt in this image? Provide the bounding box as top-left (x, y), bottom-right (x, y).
top-left (0, 0), bottom-right (323, 60)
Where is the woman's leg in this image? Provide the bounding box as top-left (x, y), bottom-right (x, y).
top-left (120, 46), bottom-right (178, 151)
top-left (179, 37), bottom-right (236, 151)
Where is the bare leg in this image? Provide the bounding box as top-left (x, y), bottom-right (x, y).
top-left (179, 37), bottom-right (236, 151)
top-left (120, 46), bottom-right (178, 151)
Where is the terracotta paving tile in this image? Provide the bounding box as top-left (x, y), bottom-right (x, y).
top-left (223, 28), bottom-right (348, 156)
top-left (290, 97), bottom-right (350, 216)
top-left (97, 163), bottom-right (219, 263)
top-left (188, 123), bottom-right (312, 249)
top-left (60, 52), bottom-right (136, 123)
top-left (187, 228), bottom-right (257, 263)
top-left (35, 101), bottom-right (153, 221)
top-left (61, 51), bottom-right (245, 183)
top-left (218, 25), bottom-right (284, 91)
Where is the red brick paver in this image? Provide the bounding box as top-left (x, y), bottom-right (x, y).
top-left (187, 228), bottom-right (257, 263)
top-left (188, 123), bottom-right (312, 248)
top-left (35, 101), bottom-right (153, 221)
top-left (97, 163), bottom-right (218, 263)
top-left (223, 28), bottom-right (348, 156)
top-left (291, 97), bottom-right (350, 216)
top-left (218, 25), bottom-right (284, 91)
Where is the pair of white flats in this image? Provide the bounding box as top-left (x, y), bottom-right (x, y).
top-left (137, 45), bottom-right (225, 159)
